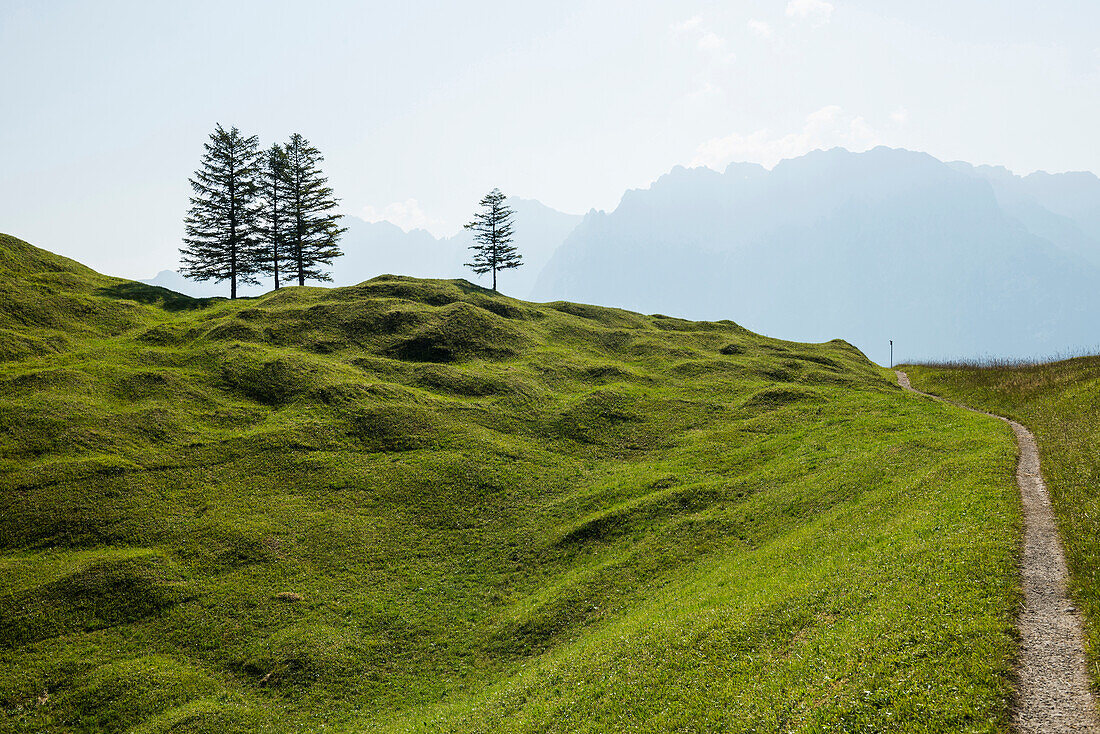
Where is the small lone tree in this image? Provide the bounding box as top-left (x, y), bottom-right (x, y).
top-left (180, 124), bottom-right (263, 299)
top-left (464, 188), bottom-right (521, 291)
top-left (256, 143), bottom-right (290, 290)
top-left (284, 133), bottom-right (345, 286)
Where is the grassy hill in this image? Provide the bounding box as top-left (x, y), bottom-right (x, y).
top-left (0, 232), bottom-right (1022, 732)
top-left (906, 359), bottom-right (1100, 692)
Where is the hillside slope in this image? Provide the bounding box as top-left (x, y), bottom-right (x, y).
top-left (0, 233), bottom-right (1021, 732)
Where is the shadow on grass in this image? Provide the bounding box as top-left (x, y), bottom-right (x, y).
top-left (450, 278), bottom-right (499, 296)
top-left (97, 282), bottom-right (222, 312)
top-left (364, 274), bottom-right (500, 296)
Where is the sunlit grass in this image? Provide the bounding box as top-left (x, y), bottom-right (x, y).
top-left (907, 358), bottom-right (1100, 692)
top-left (1, 233), bottom-right (1020, 732)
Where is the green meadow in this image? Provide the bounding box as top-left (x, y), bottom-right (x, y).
top-left (907, 359), bottom-right (1100, 693)
top-left (0, 232), bottom-right (1022, 733)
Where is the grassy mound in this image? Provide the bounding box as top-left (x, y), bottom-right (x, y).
top-left (1, 549), bottom-right (187, 646)
top-left (906, 358), bottom-right (1100, 690)
top-left (0, 233), bottom-right (1021, 732)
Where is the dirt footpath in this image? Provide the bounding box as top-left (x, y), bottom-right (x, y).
top-left (896, 370), bottom-right (1098, 733)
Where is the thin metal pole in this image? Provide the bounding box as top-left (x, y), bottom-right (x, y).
top-left (890, 340), bottom-right (893, 368)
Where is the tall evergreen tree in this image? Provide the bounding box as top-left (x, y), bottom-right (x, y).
top-left (256, 143), bottom-right (290, 290)
top-left (284, 133), bottom-right (345, 286)
top-left (179, 124), bottom-right (263, 299)
top-left (464, 188), bottom-right (521, 292)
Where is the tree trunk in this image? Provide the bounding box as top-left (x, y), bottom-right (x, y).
top-left (230, 232), bottom-right (237, 300)
top-left (229, 156), bottom-right (237, 299)
top-left (295, 195), bottom-right (304, 286)
top-left (273, 179), bottom-right (281, 290)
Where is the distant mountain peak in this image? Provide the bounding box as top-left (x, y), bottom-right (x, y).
top-left (534, 147), bottom-right (1100, 364)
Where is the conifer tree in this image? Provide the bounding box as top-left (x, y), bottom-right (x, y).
top-left (256, 143), bottom-right (290, 290)
top-left (464, 188), bottom-right (521, 291)
top-left (179, 124), bottom-right (263, 299)
top-left (284, 133), bottom-right (345, 286)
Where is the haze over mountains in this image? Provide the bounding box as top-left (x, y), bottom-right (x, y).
top-left (147, 148), bottom-right (1100, 365)
top-left (535, 147), bottom-right (1100, 364)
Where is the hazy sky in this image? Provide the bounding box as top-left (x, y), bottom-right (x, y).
top-left (2, 0), bottom-right (1099, 278)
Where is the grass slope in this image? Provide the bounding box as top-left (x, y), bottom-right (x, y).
top-left (0, 232), bottom-right (1021, 732)
top-left (906, 358), bottom-right (1100, 693)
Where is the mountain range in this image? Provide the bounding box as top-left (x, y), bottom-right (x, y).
top-left (147, 148), bottom-right (1100, 364)
top-left (533, 147), bottom-right (1100, 364)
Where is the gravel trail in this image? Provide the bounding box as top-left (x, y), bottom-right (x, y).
top-left (896, 369), bottom-right (1098, 733)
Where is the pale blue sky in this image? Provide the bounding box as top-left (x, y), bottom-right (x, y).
top-left (2, 0), bottom-right (1098, 278)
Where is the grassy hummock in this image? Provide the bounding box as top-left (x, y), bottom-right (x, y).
top-left (907, 358), bottom-right (1100, 693)
top-left (1, 232), bottom-right (1020, 732)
